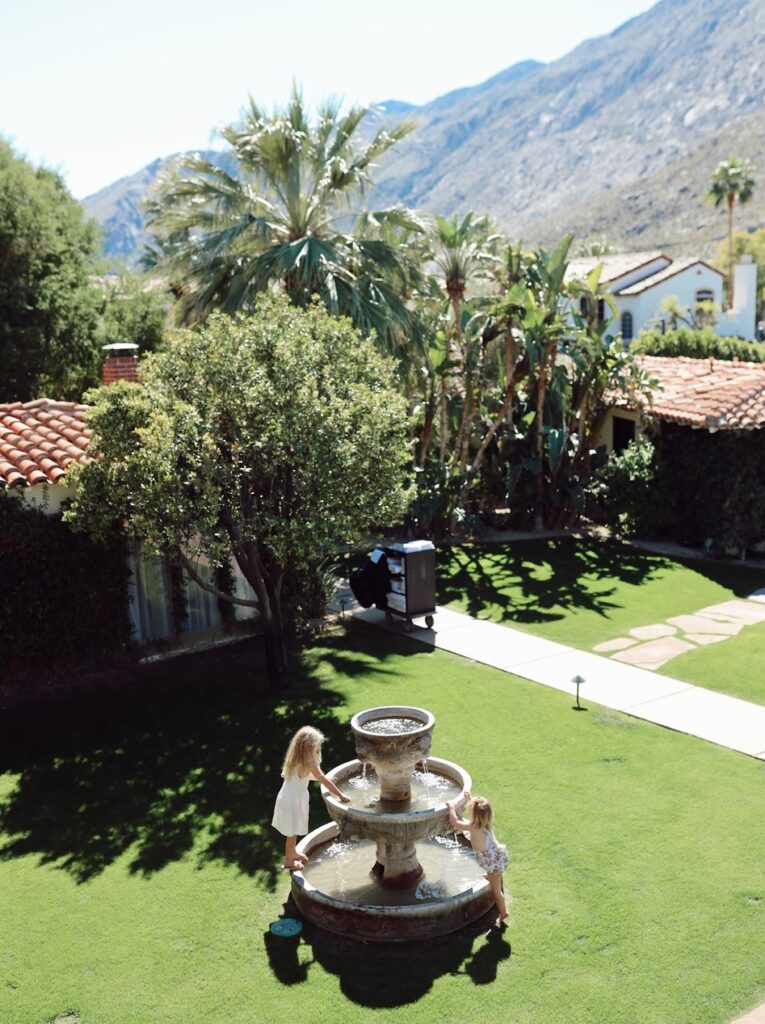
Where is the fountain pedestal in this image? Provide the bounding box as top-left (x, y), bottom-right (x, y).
top-left (372, 840), bottom-right (422, 889)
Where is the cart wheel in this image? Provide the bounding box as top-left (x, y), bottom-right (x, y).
top-left (404, 619), bottom-right (413, 633)
top-left (425, 615), bottom-right (434, 629)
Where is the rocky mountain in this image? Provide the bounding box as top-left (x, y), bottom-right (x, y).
top-left (84, 150), bottom-right (225, 264)
top-left (83, 0), bottom-right (765, 262)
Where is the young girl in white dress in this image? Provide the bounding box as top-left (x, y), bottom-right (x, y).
top-left (272, 725), bottom-right (350, 870)
top-left (447, 790), bottom-right (509, 925)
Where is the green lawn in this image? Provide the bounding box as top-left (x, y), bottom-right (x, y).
top-left (438, 538), bottom-right (765, 703)
top-left (2, 627), bottom-right (765, 1024)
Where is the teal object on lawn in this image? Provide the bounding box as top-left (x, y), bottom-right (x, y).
top-left (269, 917), bottom-right (303, 937)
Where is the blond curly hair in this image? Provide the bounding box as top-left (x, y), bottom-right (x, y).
top-left (469, 795), bottom-right (494, 831)
top-left (282, 726), bottom-right (324, 778)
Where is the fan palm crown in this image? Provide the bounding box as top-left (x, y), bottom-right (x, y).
top-left (145, 88), bottom-right (423, 351)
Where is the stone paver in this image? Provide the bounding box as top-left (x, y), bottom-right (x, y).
top-left (612, 636), bottom-right (697, 669)
top-left (356, 605), bottom-right (765, 761)
top-left (628, 624), bottom-right (677, 640)
top-left (667, 614), bottom-right (742, 636)
top-left (593, 637), bottom-right (638, 652)
top-left (701, 601), bottom-right (765, 624)
top-left (685, 633), bottom-right (729, 646)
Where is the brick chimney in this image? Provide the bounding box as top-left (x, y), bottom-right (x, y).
top-left (102, 343), bottom-right (140, 385)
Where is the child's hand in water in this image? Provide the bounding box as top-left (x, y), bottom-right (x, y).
top-left (339, 793), bottom-right (351, 803)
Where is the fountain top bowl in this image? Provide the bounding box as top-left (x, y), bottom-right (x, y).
top-left (350, 706), bottom-right (434, 739)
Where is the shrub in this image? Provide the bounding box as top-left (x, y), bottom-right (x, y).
top-left (595, 440), bottom-right (663, 536)
top-left (634, 328), bottom-right (765, 363)
top-left (650, 424), bottom-right (765, 556)
top-left (0, 491), bottom-right (131, 682)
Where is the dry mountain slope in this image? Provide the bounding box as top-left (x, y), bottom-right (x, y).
top-left (527, 107), bottom-right (765, 254)
top-left (372, 0), bottom-right (765, 237)
top-left (83, 0), bottom-right (765, 261)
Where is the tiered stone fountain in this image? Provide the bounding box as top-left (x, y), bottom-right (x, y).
top-left (290, 706), bottom-right (494, 941)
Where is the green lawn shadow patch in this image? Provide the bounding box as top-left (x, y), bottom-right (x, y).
top-left (0, 627), bottom-right (425, 886)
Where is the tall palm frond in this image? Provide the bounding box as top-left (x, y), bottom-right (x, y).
top-left (144, 86), bottom-right (423, 347)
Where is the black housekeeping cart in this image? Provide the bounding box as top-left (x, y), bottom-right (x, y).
top-left (384, 540), bottom-right (436, 631)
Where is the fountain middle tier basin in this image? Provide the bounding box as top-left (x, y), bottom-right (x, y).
top-left (322, 757), bottom-right (470, 845)
top-left (291, 824), bottom-right (494, 941)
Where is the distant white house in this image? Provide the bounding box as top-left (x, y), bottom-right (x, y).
top-left (565, 250), bottom-right (758, 341)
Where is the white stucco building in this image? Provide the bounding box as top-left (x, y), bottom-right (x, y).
top-left (565, 250), bottom-right (758, 342)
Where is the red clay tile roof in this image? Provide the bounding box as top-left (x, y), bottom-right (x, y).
top-left (636, 356), bottom-right (765, 430)
top-left (0, 399), bottom-right (92, 488)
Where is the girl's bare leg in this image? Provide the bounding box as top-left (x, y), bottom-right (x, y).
top-left (486, 872), bottom-right (508, 922)
top-left (283, 836), bottom-right (303, 869)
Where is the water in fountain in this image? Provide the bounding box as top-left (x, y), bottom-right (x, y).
top-left (361, 717), bottom-right (423, 735)
top-left (339, 765), bottom-right (463, 813)
top-left (300, 834), bottom-right (481, 907)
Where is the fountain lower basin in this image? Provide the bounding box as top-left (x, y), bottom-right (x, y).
top-left (291, 824), bottom-right (494, 942)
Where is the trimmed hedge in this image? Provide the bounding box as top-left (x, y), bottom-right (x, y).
top-left (650, 424), bottom-right (765, 555)
top-left (0, 492), bottom-right (132, 681)
top-left (634, 328), bottom-right (765, 363)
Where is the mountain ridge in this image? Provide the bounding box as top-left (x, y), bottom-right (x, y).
top-left (82, 0), bottom-right (765, 263)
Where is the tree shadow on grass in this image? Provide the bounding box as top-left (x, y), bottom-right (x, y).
top-left (264, 896), bottom-right (510, 1006)
top-left (0, 624), bottom-right (425, 886)
top-left (437, 537), bottom-right (673, 626)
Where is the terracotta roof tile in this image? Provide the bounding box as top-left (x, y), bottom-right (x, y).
top-left (0, 399), bottom-right (92, 488)
top-left (633, 356), bottom-right (765, 430)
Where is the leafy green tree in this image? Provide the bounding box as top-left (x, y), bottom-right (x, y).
top-left (708, 158), bottom-right (756, 308)
top-left (65, 296), bottom-right (412, 689)
top-left (145, 88), bottom-right (423, 352)
top-left (0, 141), bottom-right (102, 400)
top-left (96, 274), bottom-right (169, 353)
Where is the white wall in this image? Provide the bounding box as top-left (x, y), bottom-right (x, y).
top-left (20, 482), bottom-right (74, 515)
top-left (717, 260), bottom-right (757, 340)
top-left (629, 264), bottom-right (724, 335)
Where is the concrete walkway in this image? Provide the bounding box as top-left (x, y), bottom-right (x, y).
top-left (351, 605), bottom-right (765, 761)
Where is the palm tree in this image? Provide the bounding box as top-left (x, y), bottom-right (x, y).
top-left (429, 213), bottom-right (502, 464)
top-left (145, 88), bottom-right (424, 352)
top-left (708, 158), bottom-right (756, 308)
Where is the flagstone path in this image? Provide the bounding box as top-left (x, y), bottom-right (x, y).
top-left (335, 598), bottom-right (765, 761)
top-left (591, 590), bottom-right (765, 670)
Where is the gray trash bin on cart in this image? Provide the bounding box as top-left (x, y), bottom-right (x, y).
top-left (384, 540), bottom-right (436, 631)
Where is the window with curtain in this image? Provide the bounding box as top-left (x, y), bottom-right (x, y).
top-left (128, 548), bottom-right (172, 642)
top-left (184, 559), bottom-right (220, 632)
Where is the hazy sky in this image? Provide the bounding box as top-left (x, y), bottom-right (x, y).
top-left (2, 0), bottom-right (658, 199)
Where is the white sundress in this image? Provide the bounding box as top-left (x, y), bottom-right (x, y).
top-left (271, 771), bottom-right (311, 837)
